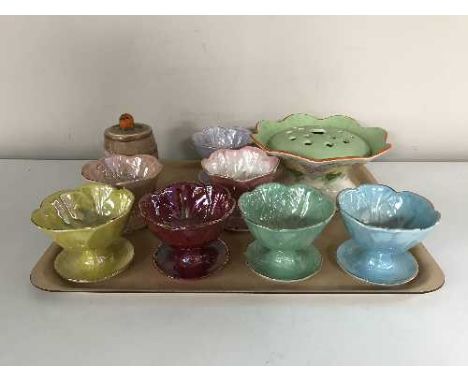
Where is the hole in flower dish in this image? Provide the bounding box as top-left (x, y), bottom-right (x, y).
top-left (311, 129), bottom-right (325, 135)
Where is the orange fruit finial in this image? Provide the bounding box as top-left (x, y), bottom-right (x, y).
top-left (119, 113), bottom-right (134, 130)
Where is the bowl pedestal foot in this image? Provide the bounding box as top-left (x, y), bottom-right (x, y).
top-left (54, 237), bottom-right (134, 283)
top-left (336, 239), bottom-right (419, 286)
top-left (245, 241), bottom-right (322, 282)
top-left (153, 240), bottom-right (229, 279)
top-left (282, 165), bottom-right (357, 200)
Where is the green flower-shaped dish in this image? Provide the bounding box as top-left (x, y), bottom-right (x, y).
top-left (252, 113), bottom-right (392, 198)
top-left (31, 183), bottom-right (135, 283)
top-left (238, 183), bottom-right (335, 282)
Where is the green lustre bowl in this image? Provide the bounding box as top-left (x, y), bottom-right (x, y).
top-left (31, 183), bottom-right (135, 283)
top-left (252, 113), bottom-right (391, 199)
top-left (238, 183), bottom-right (335, 281)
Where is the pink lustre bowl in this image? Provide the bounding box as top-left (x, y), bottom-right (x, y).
top-left (139, 183), bottom-right (235, 279)
top-left (81, 154), bottom-right (163, 231)
top-left (201, 146), bottom-right (280, 231)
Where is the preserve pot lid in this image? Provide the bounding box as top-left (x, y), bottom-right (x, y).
top-left (104, 123), bottom-right (153, 142)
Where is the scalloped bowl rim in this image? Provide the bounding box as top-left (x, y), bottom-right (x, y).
top-left (201, 146), bottom-right (280, 183)
top-left (81, 154), bottom-right (163, 187)
top-left (192, 126), bottom-right (252, 149)
top-left (337, 184), bottom-right (441, 233)
top-left (31, 184), bottom-right (135, 233)
top-left (252, 113), bottom-right (392, 164)
top-left (139, 182), bottom-right (236, 231)
top-left (239, 183), bottom-right (336, 232)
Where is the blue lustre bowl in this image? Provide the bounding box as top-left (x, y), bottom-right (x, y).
top-left (337, 184), bottom-right (440, 286)
top-left (192, 126), bottom-right (252, 158)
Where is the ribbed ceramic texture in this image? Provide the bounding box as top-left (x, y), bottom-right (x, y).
top-left (31, 183), bottom-right (133, 248)
top-left (139, 183), bottom-right (235, 247)
top-left (201, 146), bottom-right (279, 182)
top-left (31, 184), bottom-right (135, 282)
top-left (81, 154), bottom-right (163, 188)
top-left (238, 183), bottom-right (335, 281)
top-left (81, 155), bottom-right (163, 231)
top-left (338, 184), bottom-right (440, 250)
top-left (139, 182), bottom-right (236, 279)
top-left (201, 146), bottom-right (280, 231)
top-left (192, 126), bottom-right (252, 158)
top-left (104, 123), bottom-right (158, 158)
top-left (336, 184), bottom-right (440, 286)
top-left (239, 183), bottom-right (335, 236)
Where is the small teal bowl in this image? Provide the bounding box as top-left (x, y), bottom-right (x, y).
top-left (337, 184), bottom-right (441, 286)
top-left (238, 183), bottom-right (336, 282)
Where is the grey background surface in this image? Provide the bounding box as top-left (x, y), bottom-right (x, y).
top-left (0, 16), bottom-right (466, 160)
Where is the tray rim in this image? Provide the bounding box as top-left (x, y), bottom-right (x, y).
top-left (30, 161), bottom-right (445, 295)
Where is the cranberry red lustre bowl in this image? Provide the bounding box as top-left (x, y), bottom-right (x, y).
top-left (139, 183), bottom-right (236, 279)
